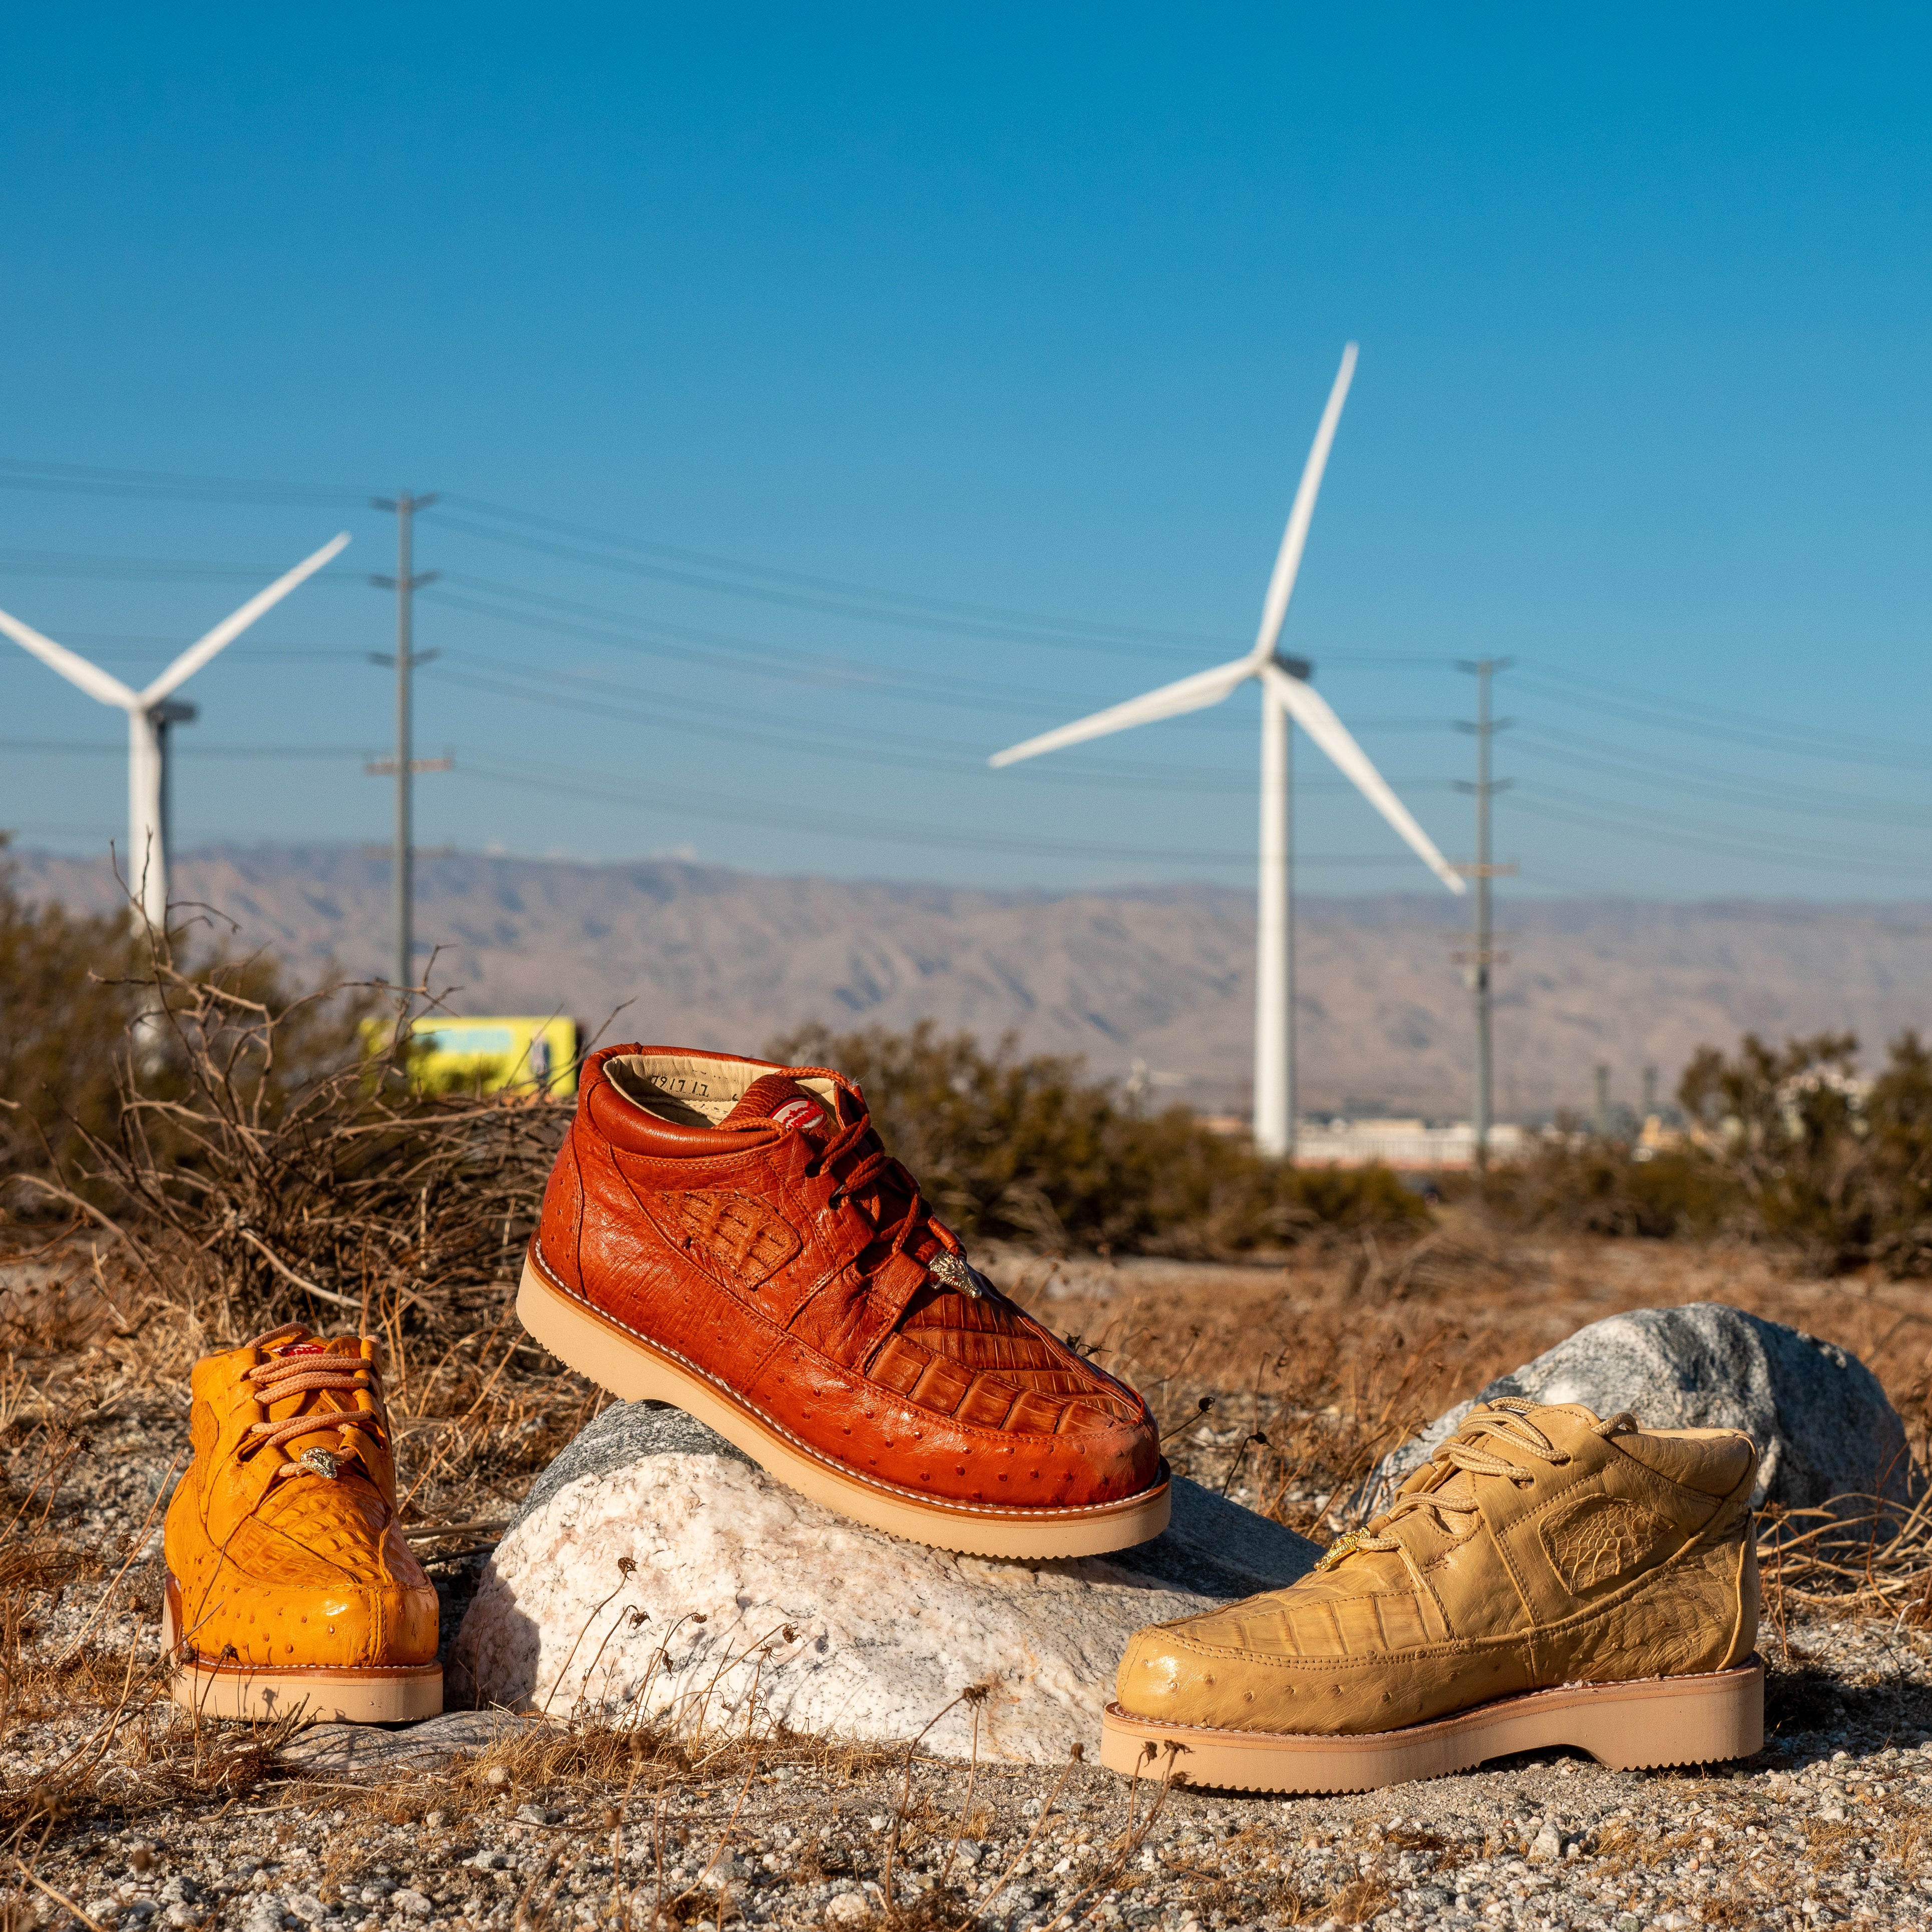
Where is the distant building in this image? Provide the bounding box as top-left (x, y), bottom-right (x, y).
top-left (1293, 1117), bottom-right (1528, 1172)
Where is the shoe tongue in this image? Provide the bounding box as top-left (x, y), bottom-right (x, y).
top-left (721, 1073), bottom-right (834, 1141)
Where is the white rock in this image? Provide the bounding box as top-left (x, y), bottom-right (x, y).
top-left (1364, 1302), bottom-right (1915, 1515)
top-left (450, 1400), bottom-right (1318, 1762)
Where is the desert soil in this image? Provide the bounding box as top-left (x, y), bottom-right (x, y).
top-left (2, 1219), bottom-right (1928, 1932)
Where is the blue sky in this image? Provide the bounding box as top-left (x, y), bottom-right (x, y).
top-left (2, 7), bottom-right (1929, 899)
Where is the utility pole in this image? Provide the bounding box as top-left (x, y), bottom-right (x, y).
top-left (1453, 658), bottom-right (1514, 1171)
top-left (368, 492), bottom-right (449, 997)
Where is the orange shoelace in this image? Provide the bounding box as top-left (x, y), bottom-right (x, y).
top-left (1322, 1398), bottom-right (1636, 1570)
top-left (238, 1323), bottom-right (388, 1479)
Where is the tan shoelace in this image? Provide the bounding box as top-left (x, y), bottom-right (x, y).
top-left (1321, 1397), bottom-right (1637, 1570)
top-left (238, 1324), bottom-right (387, 1479)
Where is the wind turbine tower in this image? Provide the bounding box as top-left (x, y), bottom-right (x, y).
top-left (991, 347), bottom-right (1464, 1155)
top-left (0, 535), bottom-right (350, 928)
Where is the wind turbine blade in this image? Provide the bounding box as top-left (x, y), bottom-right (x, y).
top-left (0, 605), bottom-right (139, 709)
top-left (988, 656), bottom-right (1254, 766)
top-left (139, 531), bottom-right (351, 705)
top-left (1262, 662), bottom-right (1465, 895)
top-left (1251, 342), bottom-right (1357, 663)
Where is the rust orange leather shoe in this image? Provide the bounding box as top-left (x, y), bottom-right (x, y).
top-left (163, 1325), bottom-right (442, 1722)
top-left (518, 1044), bottom-right (1168, 1557)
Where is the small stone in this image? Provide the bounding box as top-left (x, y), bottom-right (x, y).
top-left (388, 1892), bottom-right (432, 1920)
top-left (698, 1854), bottom-right (751, 1890)
top-left (867, 1815), bottom-right (889, 1832)
top-left (285, 1899), bottom-right (326, 1926)
top-left (422, 1811), bottom-right (446, 1829)
top-left (825, 1897), bottom-right (869, 1925)
top-left (1526, 1824), bottom-right (1562, 1865)
top-left (483, 1766), bottom-right (511, 1788)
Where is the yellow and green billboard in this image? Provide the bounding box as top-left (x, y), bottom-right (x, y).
top-left (363, 1016), bottom-right (580, 1098)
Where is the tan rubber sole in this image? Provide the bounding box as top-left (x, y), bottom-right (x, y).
top-left (516, 1248), bottom-right (1171, 1559)
top-left (1099, 1657), bottom-right (1764, 1792)
top-left (163, 1587), bottom-right (443, 1724)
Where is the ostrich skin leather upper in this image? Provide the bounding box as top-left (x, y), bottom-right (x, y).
top-left (164, 1328), bottom-right (439, 1672)
top-left (533, 1043), bottom-right (1160, 1510)
top-left (1115, 1399), bottom-right (1758, 1734)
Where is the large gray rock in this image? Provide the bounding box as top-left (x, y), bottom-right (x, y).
top-left (450, 1401), bottom-right (1318, 1762)
top-left (1365, 1302), bottom-right (1913, 1518)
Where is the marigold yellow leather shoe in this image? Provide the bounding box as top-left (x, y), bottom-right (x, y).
top-left (1102, 1398), bottom-right (1762, 1791)
top-left (163, 1324), bottom-right (441, 1722)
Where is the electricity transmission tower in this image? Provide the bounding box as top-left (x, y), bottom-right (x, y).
top-left (368, 491), bottom-right (450, 996)
top-left (1453, 657), bottom-right (1514, 1170)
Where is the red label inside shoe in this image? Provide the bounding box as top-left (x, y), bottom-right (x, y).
top-left (277, 1343), bottom-right (327, 1356)
top-left (771, 1098), bottom-right (825, 1132)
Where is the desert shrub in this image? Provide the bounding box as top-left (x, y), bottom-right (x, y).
top-left (1470, 1139), bottom-right (1739, 1240)
top-left (0, 840), bottom-right (142, 1181)
top-left (0, 846), bottom-right (371, 1210)
top-left (1472, 1028), bottom-right (1932, 1275)
top-left (767, 1020), bottom-right (1427, 1255)
top-left (52, 957), bottom-right (560, 1345)
top-left (1677, 1031), bottom-right (1873, 1259)
top-left (0, 855), bottom-right (562, 1340)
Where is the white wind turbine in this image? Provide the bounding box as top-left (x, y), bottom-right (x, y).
top-left (0, 533), bottom-right (350, 930)
top-left (990, 346), bottom-right (1464, 1156)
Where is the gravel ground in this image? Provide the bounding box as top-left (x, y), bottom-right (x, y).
top-left (8, 1389), bottom-right (1931, 1932)
top-left (7, 1221), bottom-right (1932, 1932)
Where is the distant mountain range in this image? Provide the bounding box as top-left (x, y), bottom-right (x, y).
top-left (12, 843), bottom-right (1932, 1120)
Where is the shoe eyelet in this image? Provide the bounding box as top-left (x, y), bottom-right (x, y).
top-left (803, 1161), bottom-right (821, 1179)
top-left (828, 1191), bottom-right (846, 1209)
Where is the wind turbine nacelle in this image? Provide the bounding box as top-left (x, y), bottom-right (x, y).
top-left (152, 698), bottom-right (198, 726)
top-left (1271, 653), bottom-right (1313, 681)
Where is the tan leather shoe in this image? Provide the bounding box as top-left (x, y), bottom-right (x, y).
top-left (518, 1044), bottom-right (1167, 1557)
top-left (163, 1325), bottom-right (441, 1722)
top-left (1102, 1398), bottom-right (1762, 1791)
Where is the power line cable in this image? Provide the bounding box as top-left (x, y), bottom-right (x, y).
top-left (1508, 730), bottom-right (1932, 826)
top-left (421, 656), bottom-right (1458, 796)
top-left (423, 578), bottom-right (1452, 733)
top-left (449, 748), bottom-right (1438, 869)
top-left (1510, 665), bottom-right (1932, 771)
top-left (1512, 783), bottom-right (1931, 879)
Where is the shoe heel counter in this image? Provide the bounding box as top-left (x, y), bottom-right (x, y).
top-left (537, 1124), bottom-right (588, 1291)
